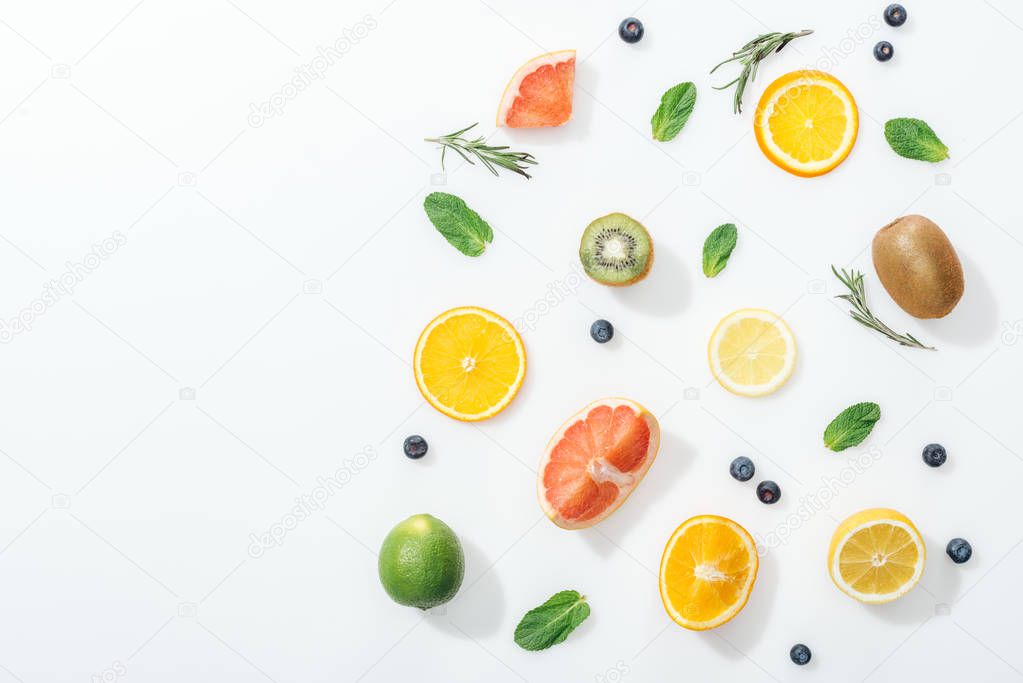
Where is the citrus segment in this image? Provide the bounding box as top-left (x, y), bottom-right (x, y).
top-left (659, 515), bottom-right (758, 630)
top-left (413, 306), bottom-right (525, 421)
top-left (708, 308), bottom-right (796, 397)
top-left (538, 398), bottom-right (660, 529)
top-left (828, 508), bottom-right (925, 604)
top-left (754, 70), bottom-right (858, 177)
top-left (497, 50), bottom-right (576, 128)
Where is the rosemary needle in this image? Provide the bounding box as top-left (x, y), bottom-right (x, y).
top-left (711, 29), bottom-right (813, 114)
top-left (424, 123), bottom-right (538, 179)
top-left (831, 266), bottom-right (935, 350)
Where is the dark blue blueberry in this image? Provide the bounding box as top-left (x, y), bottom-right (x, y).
top-left (403, 435), bottom-right (428, 459)
top-left (946, 538), bottom-right (972, 564)
top-left (790, 643), bottom-right (812, 666)
top-left (730, 456), bottom-right (755, 482)
top-left (756, 480), bottom-right (781, 504)
top-left (618, 17), bottom-right (644, 44)
top-left (884, 4), bottom-right (907, 27)
top-left (590, 319), bottom-right (614, 344)
top-left (922, 443), bottom-right (947, 467)
top-left (874, 41), bottom-right (894, 62)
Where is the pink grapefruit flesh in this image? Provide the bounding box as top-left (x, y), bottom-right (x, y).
top-left (497, 50), bottom-right (576, 128)
top-left (538, 398), bottom-right (660, 529)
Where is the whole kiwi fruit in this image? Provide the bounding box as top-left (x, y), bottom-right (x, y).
top-left (579, 213), bottom-right (654, 286)
top-left (872, 215), bottom-right (964, 319)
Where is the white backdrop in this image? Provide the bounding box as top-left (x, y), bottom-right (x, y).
top-left (1, 0), bottom-right (1022, 681)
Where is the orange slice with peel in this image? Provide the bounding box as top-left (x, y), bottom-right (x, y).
top-left (538, 398), bottom-right (660, 529)
top-left (754, 69), bottom-right (858, 177)
top-left (497, 50), bottom-right (576, 128)
top-left (659, 515), bottom-right (759, 630)
top-left (413, 306), bottom-right (525, 422)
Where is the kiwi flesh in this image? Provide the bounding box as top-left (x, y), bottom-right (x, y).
top-left (872, 214), bottom-right (964, 319)
top-left (579, 213), bottom-right (653, 286)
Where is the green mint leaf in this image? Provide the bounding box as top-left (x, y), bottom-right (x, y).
top-left (651, 82), bottom-right (697, 142)
top-left (884, 118), bottom-right (949, 162)
top-left (823, 402), bottom-right (881, 452)
top-left (514, 590), bottom-right (590, 651)
top-left (423, 192), bottom-right (494, 257)
top-left (702, 223), bottom-right (738, 277)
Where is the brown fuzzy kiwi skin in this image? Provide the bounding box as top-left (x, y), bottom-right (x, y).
top-left (580, 213), bottom-right (654, 287)
top-left (871, 214), bottom-right (964, 319)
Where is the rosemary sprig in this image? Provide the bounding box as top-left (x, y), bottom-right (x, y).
top-left (710, 29), bottom-right (813, 114)
top-left (831, 266), bottom-right (935, 350)
top-left (424, 123), bottom-right (537, 179)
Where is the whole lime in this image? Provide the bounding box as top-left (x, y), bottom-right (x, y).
top-left (378, 514), bottom-right (464, 609)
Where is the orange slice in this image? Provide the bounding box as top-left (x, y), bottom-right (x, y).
top-left (497, 50), bottom-right (576, 128)
top-left (754, 70), bottom-right (858, 177)
top-left (413, 306), bottom-right (525, 421)
top-left (659, 515), bottom-right (758, 630)
top-left (538, 398), bottom-right (660, 529)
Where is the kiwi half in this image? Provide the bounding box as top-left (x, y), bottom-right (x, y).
top-left (579, 213), bottom-right (653, 286)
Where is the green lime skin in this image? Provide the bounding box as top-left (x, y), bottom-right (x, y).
top-left (378, 514), bottom-right (464, 610)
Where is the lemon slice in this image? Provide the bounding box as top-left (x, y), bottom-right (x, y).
top-left (828, 508), bottom-right (925, 604)
top-left (413, 306), bottom-right (526, 421)
top-left (659, 515), bottom-right (759, 630)
top-left (708, 309), bottom-right (796, 397)
top-left (754, 70), bottom-right (858, 177)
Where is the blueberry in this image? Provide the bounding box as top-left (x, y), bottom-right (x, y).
top-left (590, 319), bottom-right (614, 344)
top-left (730, 456), bottom-right (755, 482)
top-left (756, 480), bottom-right (781, 504)
top-left (922, 443), bottom-right (946, 467)
top-left (874, 41), bottom-right (894, 62)
top-left (403, 435), bottom-right (428, 459)
top-left (618, 17), bottom-right (644, 44)
top-left (884, 4), bottom-right (907, 27)
top-left (790, 643), bottom-right (812, 666)
top-left (946, 538), bottom-right (972, 564)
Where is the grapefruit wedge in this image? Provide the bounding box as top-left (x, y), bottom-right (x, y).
top-left (538, 398), bottom-right (660, 529)
top-left (497, 50), bottom-right (576, 128)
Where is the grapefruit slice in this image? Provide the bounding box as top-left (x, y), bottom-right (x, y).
top-left (538, 398), bottom-right (660, 529)
top-left (497, 50), bottom-right (576, 128)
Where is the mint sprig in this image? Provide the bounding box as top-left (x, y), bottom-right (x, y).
top-left (514, 590), bottom-right (590, 651)
top-left (651, 82), bottom-right (697, 142)
top-left (824, 402), bottom-right (881, 452)
top-left (702, 223), bottom-right (738, 277)
top-left (423, 192), bottom-right (493, 257)
top-left (884, 118), bottom-right (949, 162)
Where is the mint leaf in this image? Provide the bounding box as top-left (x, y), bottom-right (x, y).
top-left (423, 192), bottom-right (493, 256)
top-left (884, 118), bottom-right (949, 162)
top-left (651, 82), bottom-right (697, 142)
top-left (824, 402), bottom-right (881, 452)
top-left (514, 590), bottom-right (590, 651)
top-left (702, 223), bottom-right (738, 277)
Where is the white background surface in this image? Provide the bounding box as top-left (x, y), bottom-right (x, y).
top-left (1, 0), bottom-right (1022, 681)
